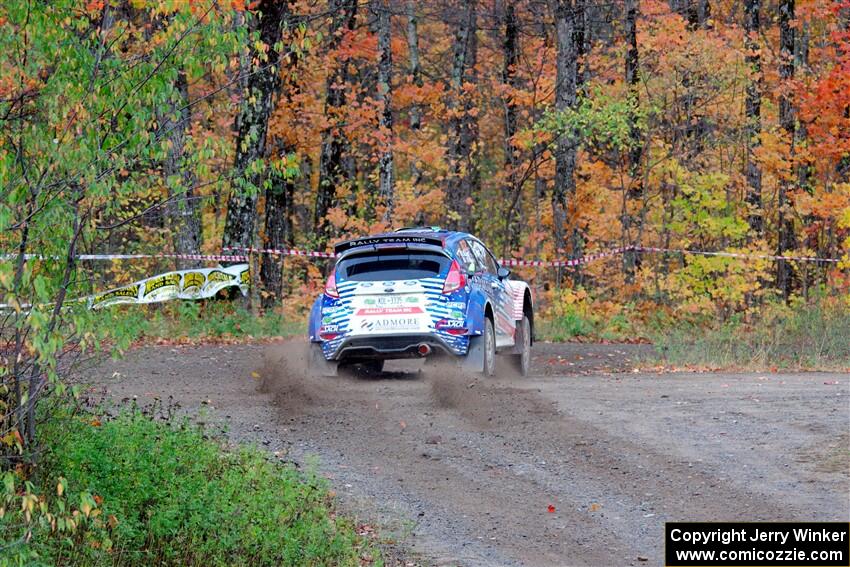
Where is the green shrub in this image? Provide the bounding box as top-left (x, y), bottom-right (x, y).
top-left (2, 408), bottom-right (372, 566)
top-left (537, 309), bottom-right (597, 341)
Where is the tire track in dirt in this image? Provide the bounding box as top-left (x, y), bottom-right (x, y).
top-left (416, 369), bottom-right (813, 564)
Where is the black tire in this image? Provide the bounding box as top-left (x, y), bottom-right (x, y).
top-left (463, 315), bottom-right (496, 376)
top-left (359, 360), bottom-right (385, 376)
top-left (511, 314), bottom-right (532, 376)
top-left (482, 316), bottom-right (496, 377)
top-left (339, 360), bottom-right (384, 378)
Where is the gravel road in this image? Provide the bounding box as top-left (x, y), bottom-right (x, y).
top-left (91, 341), bottom-right (850, 566)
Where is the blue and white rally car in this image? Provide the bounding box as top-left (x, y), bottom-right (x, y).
top-left (308, 228), bottom-right (533, 377)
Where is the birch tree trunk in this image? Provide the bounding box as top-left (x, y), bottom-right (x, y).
top-left (221, 0), bottom-right (288, 258)
top-left (261, 31), bottom-right (300, 308)
top-left (406, 1), bottom-right (425, 224)
top-left (744, 0), bottom-right (763, 237)
top-left (575, 0), bottom-right (588, 90)
top-left (161, 69), bottom-right (202, 267)
top-left (261, 140), bottom-right (295, 307)
top-left (502, 0), bottom-right (521, 255)
top-left (314, 0), bottom-right (358, 244)
top-left (375, 0), bottom-right (394, 222)
top-left (446, 0), bottom-right (479, 231)
top-left (550, 0), bottom-right (579, 268)
top-left (777, 0), bottom-right (796, 299)
top-left (622, 0), bottom-right (644, 282)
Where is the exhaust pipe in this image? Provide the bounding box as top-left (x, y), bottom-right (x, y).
top-left (417, 343), bottom-right (431, 357)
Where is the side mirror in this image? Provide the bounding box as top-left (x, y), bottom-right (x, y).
top-left (497, 266), bottom-right (511, 280)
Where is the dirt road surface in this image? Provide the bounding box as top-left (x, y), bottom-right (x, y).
top-left (91, 342), bottom-right (850, 566)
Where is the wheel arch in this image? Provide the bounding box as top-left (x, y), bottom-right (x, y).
top-left (465, 289), bottom-right (492, 336)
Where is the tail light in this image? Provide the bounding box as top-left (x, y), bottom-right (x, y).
top-left (442, 260), bottom-right (466, 294)
top-left (436, 319), bottom-right (468, 335)
top-left (325, 271), bottom-right (339, 298)
top-left (319, 327), bottom-right (340, 340)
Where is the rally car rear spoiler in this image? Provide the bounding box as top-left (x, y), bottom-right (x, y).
top-left (334, 235), bottom-right (445, 256)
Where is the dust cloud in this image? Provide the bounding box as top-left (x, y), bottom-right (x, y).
top-left (425, 359), bottom-right (481, 409)
top-left (257, 340), bottom-right (328, 414)
top-left (422, 359), bottom-right (520, 429)
top-left (256, 340), bottom-right (533, 429)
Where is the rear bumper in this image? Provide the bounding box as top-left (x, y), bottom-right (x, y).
top-left (325, 333), bottom-right (464, 361)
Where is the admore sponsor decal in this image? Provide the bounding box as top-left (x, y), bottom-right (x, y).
top-left (359, 317), bottom-right (419, 331)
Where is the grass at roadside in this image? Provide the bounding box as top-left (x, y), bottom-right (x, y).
top-left (650, 300), bottom-right (850, 371)
top-left (1, 405), bottom-right (377, 566)
top-left (535, 298), bottom-right (646, 343)
top-left (536, 294), bottom-right (850, 371)
top-left (536, 311), bottom-right (639, 342)
top-left (102, 299), bottom-right (304, 345)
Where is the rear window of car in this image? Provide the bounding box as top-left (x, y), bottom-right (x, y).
top-left (336, 252), bottom-right (450, 282)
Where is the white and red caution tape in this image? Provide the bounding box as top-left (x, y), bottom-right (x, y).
top-left (2, 245), bottom-right (844, 267)
top-left (222, 246), bottom-right (336, 258)
top-left (1, 253), bottom-right (248, 262)
top-left (634, 246), bottom-right (842, 264)
top-left (501, 247), bottom-right (629, 267)
top-left (4, 244), bottom-right (840, 312)
top-left (224, 244), bottom-right (844, 267)
top-left (224, 245), bottom-right (630, 267)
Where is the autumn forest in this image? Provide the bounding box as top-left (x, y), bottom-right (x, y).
top-left (2, 3), bottom-right (850, 560)
top-left (2, 0), bottom-right (850, 320)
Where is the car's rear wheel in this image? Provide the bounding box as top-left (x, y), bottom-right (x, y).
top-left (353, 360), bottom-right (384, 377)
top-left (482, 317), bottom-right (496, 377)
top-left (511, 314), bottom-right (532, 376)
top-left (465, 315), bottom-right (496, 376)
top-left (309, 342), bottom-right (338, 377)
top-left (339, 360), bottom-right (384, 378)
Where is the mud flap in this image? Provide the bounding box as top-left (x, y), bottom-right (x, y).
top-left (510, 317), bottom-right (526, 354)
top-left (462, 334), bottom-right (485, 373)
top-left (309, 342), bottom-right (338, 377)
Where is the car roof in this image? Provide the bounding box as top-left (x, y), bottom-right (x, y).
top-left (391, 227), bottom-right (474, 249)
top-left (333, 227), bottom-right (488, 259)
